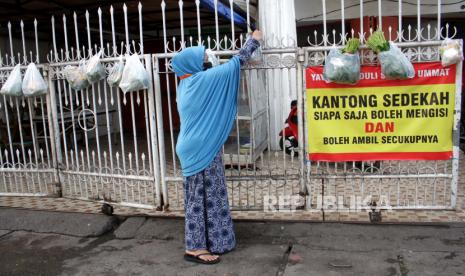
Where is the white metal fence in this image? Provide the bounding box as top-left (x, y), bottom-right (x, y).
top-left (302, 0), bottom-right (462, 210)
top-left (0, 20), bottom-right (58, 197)
top-left (0, 0), bottom-right (462, 212)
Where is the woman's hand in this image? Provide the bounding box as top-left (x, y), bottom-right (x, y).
top-left (252, 30), bottom-right (262, 41)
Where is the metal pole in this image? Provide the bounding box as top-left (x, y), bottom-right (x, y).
top-left (45, 67), bottom-right (62, 191)
top-left (297, 49), bottom-right (306, 196)
top-left (145, 55), bottom-right (163, 209)
top-left (451, 47), bottom-right (463, 208)
top-left (153, 57), bottom-right (169, 208)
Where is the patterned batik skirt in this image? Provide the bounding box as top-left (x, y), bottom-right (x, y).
top-left (183, 151), bottom-right (236, 254)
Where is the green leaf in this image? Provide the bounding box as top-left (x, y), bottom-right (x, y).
top-left (366, 30), bottom-right (390, 53)
top-left (342, 38), bottom-right (361, 54)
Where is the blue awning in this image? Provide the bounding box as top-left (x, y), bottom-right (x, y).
top-left (200, 0), bottom-right (255, 30)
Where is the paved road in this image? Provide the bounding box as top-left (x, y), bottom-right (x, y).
top-left (1, 207), bottom-right (465, 276)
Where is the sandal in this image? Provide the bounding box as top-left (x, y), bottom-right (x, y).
top-left (184, 253), bottom-right (221, 265)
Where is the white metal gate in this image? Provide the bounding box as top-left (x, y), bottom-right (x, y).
top-left (153, 47), bottom-right (304, 211)
top-left (45, 5), bottom-right (162, 209)
top-left (151, 0), bottom-right (306, 211)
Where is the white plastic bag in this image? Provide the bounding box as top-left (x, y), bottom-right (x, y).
top-left (0, 64), bottom-right (23, 96)
top-left (107, 57), bottom-right (125, 87)
top-left (323, 48), bottom-right (360, 85)
top-left (378, 42), bottom-right (415, 80)
top-left (205, 49), bottom-right (220, 67)
top-left (64, 61), bottom-right (90, 91)
top-left (86, 50), bottom-right (106, 83)
top-left (440, 39), bottom-right (463, 67)
top-left (22, 63), bottom-right (48, 97)
top-left (119, 54), bottom-right (149, 93)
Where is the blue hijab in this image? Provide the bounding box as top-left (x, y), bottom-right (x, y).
top-left (172, 46), bottom-right (241, 177)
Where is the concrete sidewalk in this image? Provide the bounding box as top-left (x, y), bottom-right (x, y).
top-left (1, 207), bottom-right (465, 276)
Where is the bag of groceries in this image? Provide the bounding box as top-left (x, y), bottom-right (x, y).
top-left (22, 63), bottom-right (48, 97)
top-left (64, 60), bottom-right (90, 91)
top-left (440, 38), bottom-right (463, 67)
top-left (323, 38), bottom-right (361, 85)
top-left (85, 50), bottom-right (106, 83)
top-left (118, 54), bottom-right (149, 93)
top-left (0, 64), bottom-right (23, 96)
top-left (107, 57), bottom-right (125, 87)
top-left (367, 31), bottom-right (414, 80)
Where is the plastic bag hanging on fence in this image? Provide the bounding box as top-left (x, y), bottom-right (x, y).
top-left (323, 49), bottom-right (360, 85)
top-left (22, 63), bottom-right (48, 97)
top-left (367, 31), bottom-right (414, 80)
top-left (64, 61), bottom-right (90, 91)
top-left (85, 50), bottom-right (106, 83)
top-left (205, 49), bottom-right (220, 67)
top-left (377, 42), bottom-right (415, 80)
top-left (323, 39), bottom-right (361, 85)
top-left (245, 33), bottom-right (263, 65)
top-left (0, 64), bottom-right (23, 96)
top-left (107, 57), bottom-right (125, 87)
top-left (118, 54), bottom-right (149, 93)
top-left (440, 39), bottom-right (463, 67)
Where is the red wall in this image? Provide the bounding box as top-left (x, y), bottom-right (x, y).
top-left (349, 16), bottom-right (399, 40)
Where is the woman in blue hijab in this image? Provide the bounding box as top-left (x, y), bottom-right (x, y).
top-left (171, 30), bottom-right (262, 264)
